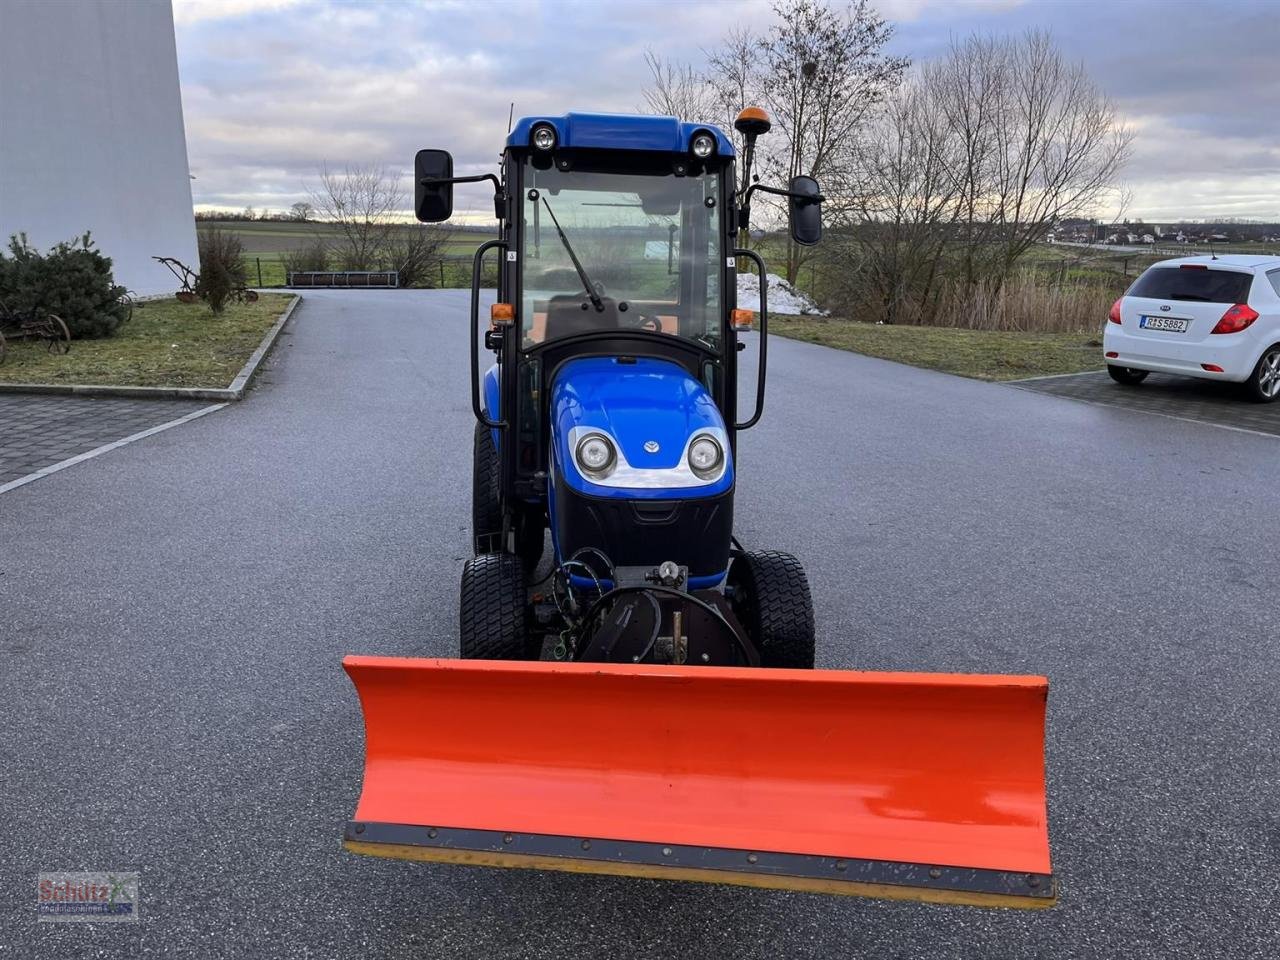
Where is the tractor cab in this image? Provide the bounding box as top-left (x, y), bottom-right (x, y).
top-left (415, 110), bottom-right (824, 667)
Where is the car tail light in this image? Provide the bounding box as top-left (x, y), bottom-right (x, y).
top-left (1105, 351), bottom-right (1119, 358)
top-left (1210, 303), bottom-right (1259, 335)
top-left (1108, 299), bottom-right (1123, 324)
top-left (1202, 363), bottom-right (1224, 373)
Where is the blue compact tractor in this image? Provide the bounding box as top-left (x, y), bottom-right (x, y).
top-left (341, 109), bottom-right (1055, 907)
top-left (416, 109), bottom-right (825, 668)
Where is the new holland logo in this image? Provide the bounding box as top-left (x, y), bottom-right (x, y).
top-left (643, 441), bottom-right (660, 454)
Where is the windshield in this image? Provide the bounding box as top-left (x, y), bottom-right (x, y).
top-left (520, 159), bottom-right (723, 350)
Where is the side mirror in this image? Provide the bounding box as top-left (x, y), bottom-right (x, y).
top-left (415, 149), bottom-right (454, 222)
top-left (789, 175), bottom-right (822, 246)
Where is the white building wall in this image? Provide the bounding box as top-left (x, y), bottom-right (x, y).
top-left (0, 0), bottom-right (197, 296)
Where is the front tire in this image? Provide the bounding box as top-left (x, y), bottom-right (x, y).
top-left (1244, 345), bottom-right (1280, 403)
top-left (727, 550), bottom-right (816, 669)
top-left (459, 553), bottom-right (530, 660)
top-left (1107, 364), bottom-right (1149, 385)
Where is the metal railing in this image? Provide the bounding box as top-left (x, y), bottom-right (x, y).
top-left (287, 270), bottom-right (398, 288)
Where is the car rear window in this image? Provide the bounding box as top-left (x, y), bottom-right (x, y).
top-left (1128, 267), bottom-right (1253, 303)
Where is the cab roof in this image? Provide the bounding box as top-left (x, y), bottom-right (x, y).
top-left (507, 112), bottom-right (735, 157)
top-left (1153, 254), bottom-right (1280, 271)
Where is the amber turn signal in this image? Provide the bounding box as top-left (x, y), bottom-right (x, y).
top-left (732, 309), bottom-right (754, 331)
top-left (490, 303), bottom-right (515, 327)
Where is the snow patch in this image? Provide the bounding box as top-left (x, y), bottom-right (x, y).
top-left (736, 271), bottom-right (828, 315)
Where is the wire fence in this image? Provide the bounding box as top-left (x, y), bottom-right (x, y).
top-left (244, 255), bottom-right (493, 290)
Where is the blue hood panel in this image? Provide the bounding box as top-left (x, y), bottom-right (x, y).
top-left (550, 357), bottom-right (733, 500)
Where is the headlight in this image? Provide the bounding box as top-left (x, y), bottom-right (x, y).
top-left (532, 125), bottom-right (557, 151)
top-left (691, 133), bottom-right (715, 159)
top-left (687, 435), bottom-right (723, 478)
top-left (575, 433), bottom-right (616, 478)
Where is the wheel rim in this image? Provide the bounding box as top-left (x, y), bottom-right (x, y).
top-left (1259, 350), bottom-right (1280, 398)
top-left (45, 315), bottom-right (70, 354)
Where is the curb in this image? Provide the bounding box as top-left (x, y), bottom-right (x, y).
top-left (0, 294), bottom-right (301, 402)
top-left (225, 293), bottom-right (301, 396)
top-left (1004, 369), bottom-right (1105, 384)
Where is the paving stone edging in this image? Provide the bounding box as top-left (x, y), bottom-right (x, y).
top-left (0, 294), bottom-right (301, 402)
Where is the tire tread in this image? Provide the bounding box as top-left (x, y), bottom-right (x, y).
top-left (472, 422), bottom-right (502, 554)
top-left (729, 550), bottom-right (816, 669)
top-left (459, 553), bottom-right (529, 660)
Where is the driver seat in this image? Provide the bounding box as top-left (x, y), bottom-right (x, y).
top-left (544, 294), bottom-right (622, 340)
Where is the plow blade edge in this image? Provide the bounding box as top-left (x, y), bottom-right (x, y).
top-left (342, 657), bottom-right (1054, 907)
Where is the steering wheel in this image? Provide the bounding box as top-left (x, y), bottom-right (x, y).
top-left (618, 305), bottom-right (660, 331)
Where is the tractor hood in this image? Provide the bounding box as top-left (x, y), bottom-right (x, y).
top-left (550, 357), bottom-right (733, 500)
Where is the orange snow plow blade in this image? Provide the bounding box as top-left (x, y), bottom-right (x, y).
top-left (342, 657), bottom-right (1055, 908)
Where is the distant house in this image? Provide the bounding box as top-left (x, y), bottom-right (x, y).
top-left (0, 0), bottom-right (197, 295)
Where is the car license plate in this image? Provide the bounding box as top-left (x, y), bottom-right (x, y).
top-left (1140, 315), bottom-right (1190, 333)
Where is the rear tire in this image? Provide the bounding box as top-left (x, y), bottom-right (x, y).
top-left (1244, 345), bottom-right (1280, 403)
top-left (728, 550), bottom-right (816, 669)
top-left (1107, 364), bottom-right (1149, 385)
top-left (473, 422), bottom-right (545, 569)
top-left (459, 553), bottom-right (530, 660)
top-left (472, 422), bottom-right (502, 554)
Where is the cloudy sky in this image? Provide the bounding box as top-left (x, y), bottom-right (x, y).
top-left (172, 0), bottom-right (1280, 222)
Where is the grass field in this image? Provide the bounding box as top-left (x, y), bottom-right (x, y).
top-left (0, 294), bottom-right (294, 388)
top-left (771, 314), bottom-right (1104, 381)
top-left (199, 221), bottom-right (490, 288)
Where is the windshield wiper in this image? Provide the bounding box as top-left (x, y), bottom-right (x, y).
top-left (540, 196), bottom-right (604, 312)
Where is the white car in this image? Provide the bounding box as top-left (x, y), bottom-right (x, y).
top-left (1103, 254), bottom-right (1280, 402)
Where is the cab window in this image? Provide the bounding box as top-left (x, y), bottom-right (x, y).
top-left (520, 159), bottom-right (723, 351)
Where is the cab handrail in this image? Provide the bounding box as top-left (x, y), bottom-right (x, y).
top-left (470, 239), bottom-right (507, 429)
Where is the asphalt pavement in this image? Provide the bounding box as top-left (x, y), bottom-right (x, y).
top-left (1, 290), bottom-right (1276, 958)
top-left (1013, 369), bottom-right (1280, 438)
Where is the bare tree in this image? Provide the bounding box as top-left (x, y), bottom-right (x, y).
top-left (924, 31), bottom-right (1132, 287)
top-left (289, 201), bottom-right (313, 222)
top-left (309, 164), bottom-right (404, 271)
top-left (835, 82), bottom-right (965, 323)
top-left (755, 0), bottom-right (907, 282)
top-left (280, 239), bottom-right (329, 280)
top-left (839, 30), bottom-right (1131, 325)
top-left (641, 50), bottom-right (717, 122)
top-left (703, 27), bottom-right (760, 158)
top-left (383, 224), bottom-right (453, 288)
top-left (643, 2), bottom-right (907, 283)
